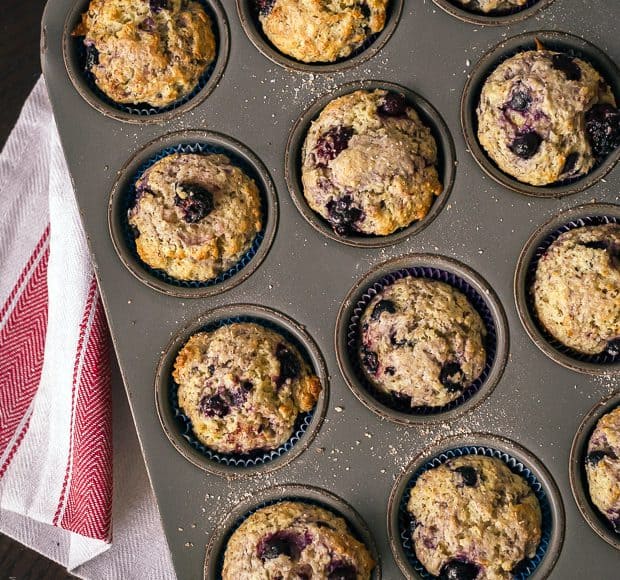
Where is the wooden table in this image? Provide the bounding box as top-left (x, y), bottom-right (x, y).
top-left (1, 1), bottom-right (77, 578)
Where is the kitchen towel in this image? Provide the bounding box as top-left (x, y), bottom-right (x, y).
top-left (0, 77), bottom-right (174, 579)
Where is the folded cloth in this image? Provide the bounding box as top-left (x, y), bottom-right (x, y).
top-left (0, 77), bottom-right (174, 578)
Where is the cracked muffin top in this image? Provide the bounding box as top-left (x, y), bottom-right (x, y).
top-left (255, 0), bottom-right (388, 63)
top-left (73, 0), bottom-right (216, 107)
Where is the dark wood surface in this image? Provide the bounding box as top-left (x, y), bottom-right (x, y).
top-left (0, 1), bottom-right (76, 578)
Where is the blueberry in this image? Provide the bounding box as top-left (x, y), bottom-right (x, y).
top-left (257, 531), bottom-right (310, 561)
top-left (199, 394), bottom-right (229, 418)
top-left (255, 0), bottom-right (275, 15)
top-left (84, 43), bottom-right (99, 71)
top-left (326, 195), bottom-right (363, 236)
top-left (561, 152), bottom-right (579, 176)
top-left (551, 53), bottom-right (582, 81)
top-left (149, 0), bottom-right (168, 13)
top-left (275, 344), bottom-right (301, 388)
top-left (327, 564), bottom-right (357, 580)
top-left (139, 17), bottom-right (156, 32)
top-left (585, 103), bottom-right (620, 158)
top-left (371, 299), bottom-right (396, 320)
top-left (390, 332), bottom-right (407, 347)
top-left (314, 126), bottom-right (354, 167)
top-left (439, 559), bottom-right (480, 580)
top-left (586, 451), bottom-right (609, 465)
top-left (507, 89), bottom-right (531, 112)
top-left (361, 348), bottom-right (379, 374)
top-left (377, 92), bottom-right (408, 117)
top-left (439, 362), bottom-right (465, 393)
top-left (455, 465), bottom-right (478, 487)
top-left (607, 338), bottom-right (620, 357)
top-left (509, 131), bottom-right (542, 159)
top-left (174, 183), bottom-right (214, 223)
top-left (207, 364), bottom-right (216, 374)
top-left (385, 366), bottom-right (396, 376)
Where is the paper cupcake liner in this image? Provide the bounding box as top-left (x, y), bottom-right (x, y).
top-left (169, 316), bottom-right (315, 468)
top-left (74, 0), bottom-right (218, 116)
top-left (346, 267), bottom-right (497, 415)
top-left (120, 142), bottom-right (266, 289)
top-left (397, 446), bottom-right (552, 579)
top-left (525, 215), bottom-right (620, 365)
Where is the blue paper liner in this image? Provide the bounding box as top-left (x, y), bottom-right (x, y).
top-left (74, 0), bottom-right (219, 116)
top-left (169, 316), bottom-right (317, 468)
top-left (213, 496), bottom-right (369, 576)
top-left (120, 142), bottom-right (266, 289)
top-left (446, 0), bottom-right (541, 16)
top-left (397, 446), bottom-right (552, 579)
top-left (525, 215), bottom-right (620, 365)
top-left (346, 267), bottom-right (498, 415)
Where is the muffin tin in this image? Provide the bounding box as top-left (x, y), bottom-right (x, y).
top-left (41, 1), bottom-right (620, 578)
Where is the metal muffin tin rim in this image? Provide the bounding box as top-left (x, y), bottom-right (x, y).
top-left (461, 29), bottom-right (620, 198)
top-left (107, 129), bottom-right (279, 298)
top-left (513, 202), bottom-right (620, 375)
top-left (62, 0), bottom-right (230, 124)
top-left (235, 0), bottom-right (404, 74)
top-left (334, 253), bottom-right (509, 424)
top-left (386, 432), bottom-right (566, 580)
top-left (203, 483), bottom-right (382, 579)
top-left (285, 79), bottom-right (457, 249)
top-left (154, 304), bottom-right (330, 479)
top-left (569, 390), bottom-right (620, 550)
top-left (432, 0), bottom-right (556, 27)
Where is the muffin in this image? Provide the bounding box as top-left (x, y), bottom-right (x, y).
top-left (455, 0), bottom-right (526, 13)
top-left (222, 501), bottom-right (375, 579)
top-left (172, 322), bottom-right (321, 455)
top-left (407, 455), bottom-right (542, 580)
top-left (533, 224), bottom-right (620, 355)
top-left (477, 47), bottom-right (620, 186)
top-left (73, 0), bottom-right (216, 107)
top-left (359, 277), bottom-right (487, 408)
top-left (255, 0), bottom-right (388, 63)
top-left (301, 89), bottom-right (442, 237)
top-left (128, 152), bottom-right (262, 282)
top-left (586, 406), bottom-right (620, 533)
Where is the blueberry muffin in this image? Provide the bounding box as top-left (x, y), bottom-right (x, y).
top-left (173, 323), bottom-right (321, 455)
top-left (255, 0), bottom-right (388, 64)
top-left (73, 0), bottom-right (216, 107)
top-left (407, 456), bottom-right (542, 580)
top-left (586, 405), bottom-right (620, 533)
top-left (128, 153), bottom-right (262, 282)
top-left (477, 48), bottom-right (620, 186)
top-left (533, 224), bottom-right (620, 356)
top-left (455, 0), bottom-right (526, 13)
top-left (359, 277), bottom-right (487, 408)
top-left (302, 90), bottom-right (442, 237)
top-left (222, 501), bottom-right (375, 579)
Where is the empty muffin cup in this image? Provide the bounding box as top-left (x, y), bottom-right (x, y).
top-left (514, 203), bottom-right (620, 375)
top-left (63, 0), bottom-right (229, 123)
top-left (286, 80), bottom-right (456, 248)
top-left (432, 0), bottom-right (555, 26)
top-left (461, 31), bottom-right (620, 197)
top-left (155, 304), bottom-right (328, 478)
top-left (388, 433), bottom-right (565, 579)
top-left (108, 130), bottom-right (278, 298)
top-left (335, 254), bottom-right (508, 424)
top-left (570, 391), bottom-right (620, 550)
top-left (236, 0), bottom-right (403, 73)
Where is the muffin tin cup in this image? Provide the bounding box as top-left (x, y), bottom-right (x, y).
top-left (387, 433), bottom-right (565, 580)
top-left (204, 483), bottom-right (381, 579)
top-left (63, 0), bottom-right (230, 123)
top-left (569, 391), bottom-right (620, 550)
top-left (461, 30), bottom-right (620, 197)
top-left (236, 0), bottom-right (403, 73)
top-left (514, 202), bottom-right (620, 375)
top-left (108, 130), bottom-right (278, 298)
top-left (285, 80), bottom-right (457, 248)
top-left (432, 0), bottom-right (555, 27)
top-left (155, 304), bottom-right (329, 479)
top-left (335, 254), bottom-right (509, 424)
